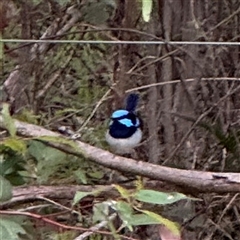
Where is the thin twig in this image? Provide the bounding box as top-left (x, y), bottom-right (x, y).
top-left (0, 210), bottom-right (136, 240)
top-left (75, 89), bottom-right (111, 134)
top-left (163, 83), bottom-right (240, 164)
top-left (74, 213), bottom-right (117, 240)
top-left (127, 77), bottom-right (240, 92)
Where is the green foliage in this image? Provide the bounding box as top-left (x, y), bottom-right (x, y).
top-left (114, 186), bottom-right (189, 235)
top-left (0, 176), bottom-right (12, 202)
top-left (0, 216), bottom-right (26, 240)
top-left (82, 0), bottom-right (117, 25)
top-left (136, 209), bottom-right (180, 236)
top-left (92, 201), bottom-right (110, 223)
top-left (73, 191), bottom-right (94, 206)
top-left (51, 230), bottom-right (77, 240)
top-left (135, 190), bottom-right (191, 205)
top-left (74, 183), bottom-right (193, 236)
top-left (2, 138), bottom-right (27, 155)
top-left (1, 103), bottom-right (16, 137)
top-left (0, 105), bottom-right (27, 188)
top-left (0, 145), bottom-right (26, 186)
top-left (33, 136), bottom-right (79, 152)
top-left (0, 129), bottom-right (104, 188)
top-left (114, 201), bottom-right (134, 231)
top-left (128, 213), bottom-right (161, 225)
top-left (15, 109), bottom-right (40, 125)
top-left (141, 0), bottom-right (153, 22)
top-left (28, 140), bottom-right (68, 183)
top-left (28, 140), bottom-right (102, 184)
top-left (73, 169), bottom-right (88, 184)
top-left (114, 184), bottom-right (132, 201)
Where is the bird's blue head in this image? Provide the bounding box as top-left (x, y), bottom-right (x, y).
top-left (107, 93), bottom-right (141, 138)
top-left (110, 109), bottom-right (140, 128)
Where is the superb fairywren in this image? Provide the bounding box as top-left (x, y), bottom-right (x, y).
top-left (106, 93), bottom-right (142, 154)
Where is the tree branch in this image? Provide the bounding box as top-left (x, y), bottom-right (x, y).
top-left (0, 182), bottom-right (169, 210)
top-left (0, 116), bottom-right (240, 193)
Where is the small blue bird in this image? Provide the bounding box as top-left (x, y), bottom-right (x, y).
top-left (106, 93), bottom-right (142, 154)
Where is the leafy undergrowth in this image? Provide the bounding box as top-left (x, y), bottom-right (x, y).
top-left (0, 135), bottom-right (188, 239)
top-left (0, 104), bottom-right (186, 239)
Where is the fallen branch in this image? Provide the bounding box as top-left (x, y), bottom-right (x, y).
top-left (0, 116), bottom-right (240, 193)
top-left (0, 185), bottom-right (116, 209)
top-left (0, 182), bottom-right (170, 210)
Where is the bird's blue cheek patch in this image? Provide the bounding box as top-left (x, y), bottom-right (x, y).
top-left (118, 118), bottom-right (133, 127)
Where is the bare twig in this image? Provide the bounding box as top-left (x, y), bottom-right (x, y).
top-left (74, 213), bottom-right (118, 240)
top-left (36, 49), bottom-right (75, 99)
top-left (127, 77), bottom-right (240, 92)
top-left (75, 89), bottom-right (111, 134)
top-left (0, 210), bottom-right (136, 240)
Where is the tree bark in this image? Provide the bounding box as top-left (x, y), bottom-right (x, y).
top-left (146, 1), bottom-right (161, 164)
top-left (162, 0), bottom-right (174, 158)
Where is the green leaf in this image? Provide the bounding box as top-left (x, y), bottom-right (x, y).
top-left (129, 213), bottom-right (161, 225)
top-left (140, 210), bottom-right (180, 236)
top-left (73, 191), bottom-right (93, 206)
top-left (73, 186), bottom-right (110, 206)
top-left (113, 184), bottom-right (132, 200)
top-left (28, 140), bottom-right (66, 162)
top-left (73, 169), bottom-right (87, 184)
top-left (0, 155), bottom-right (17, 176)
top-left (135, 190), bottom-right (189, 205)
top-left (28, 140), bottom-right (68, 183)
top-left (51, 231), bottom-right (78, 240)
top-left (82, 2), bottom-right (110, 25)
top-left (87, 169), bottom-right (104, 179)
top-left (34, 136), bottom-right (79, 152)
top-left (135, 176), bottom-right (144, 192)
top-left (58, 0), bottom-right (69, 5)
top-left (15, 109), bottom-right (39, 124)
top-left (93, 201), bottom-right (110, 223)
top-left (1, 103), bottom-right (16, 137)
top-left (32, 0), bottom-right (41, 4)
top-left (0, 176), bottom-right (12, 202)
top-left (115, 201), bottom-right (134, 231)
top-left (0, 216), bottom-right (26, 240)
top-left (115, 201), bottom-right (133, 216)
top-left (0, 152), bottom-right (26, 186)
top-left (2, 138), bottom-right (27, 154)
top-left (5, 174), bottom-right (25, 186)
top-left (28, 140), bottom-right (46, 161)
top-left (142, 0), bottom-right (152, 22)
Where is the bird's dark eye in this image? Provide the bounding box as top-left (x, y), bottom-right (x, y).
top-left (126, 112), bottom-right (138, 125)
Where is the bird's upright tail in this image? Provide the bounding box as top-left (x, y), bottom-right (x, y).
top-left (125, 93), bottom-right (139, 112)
